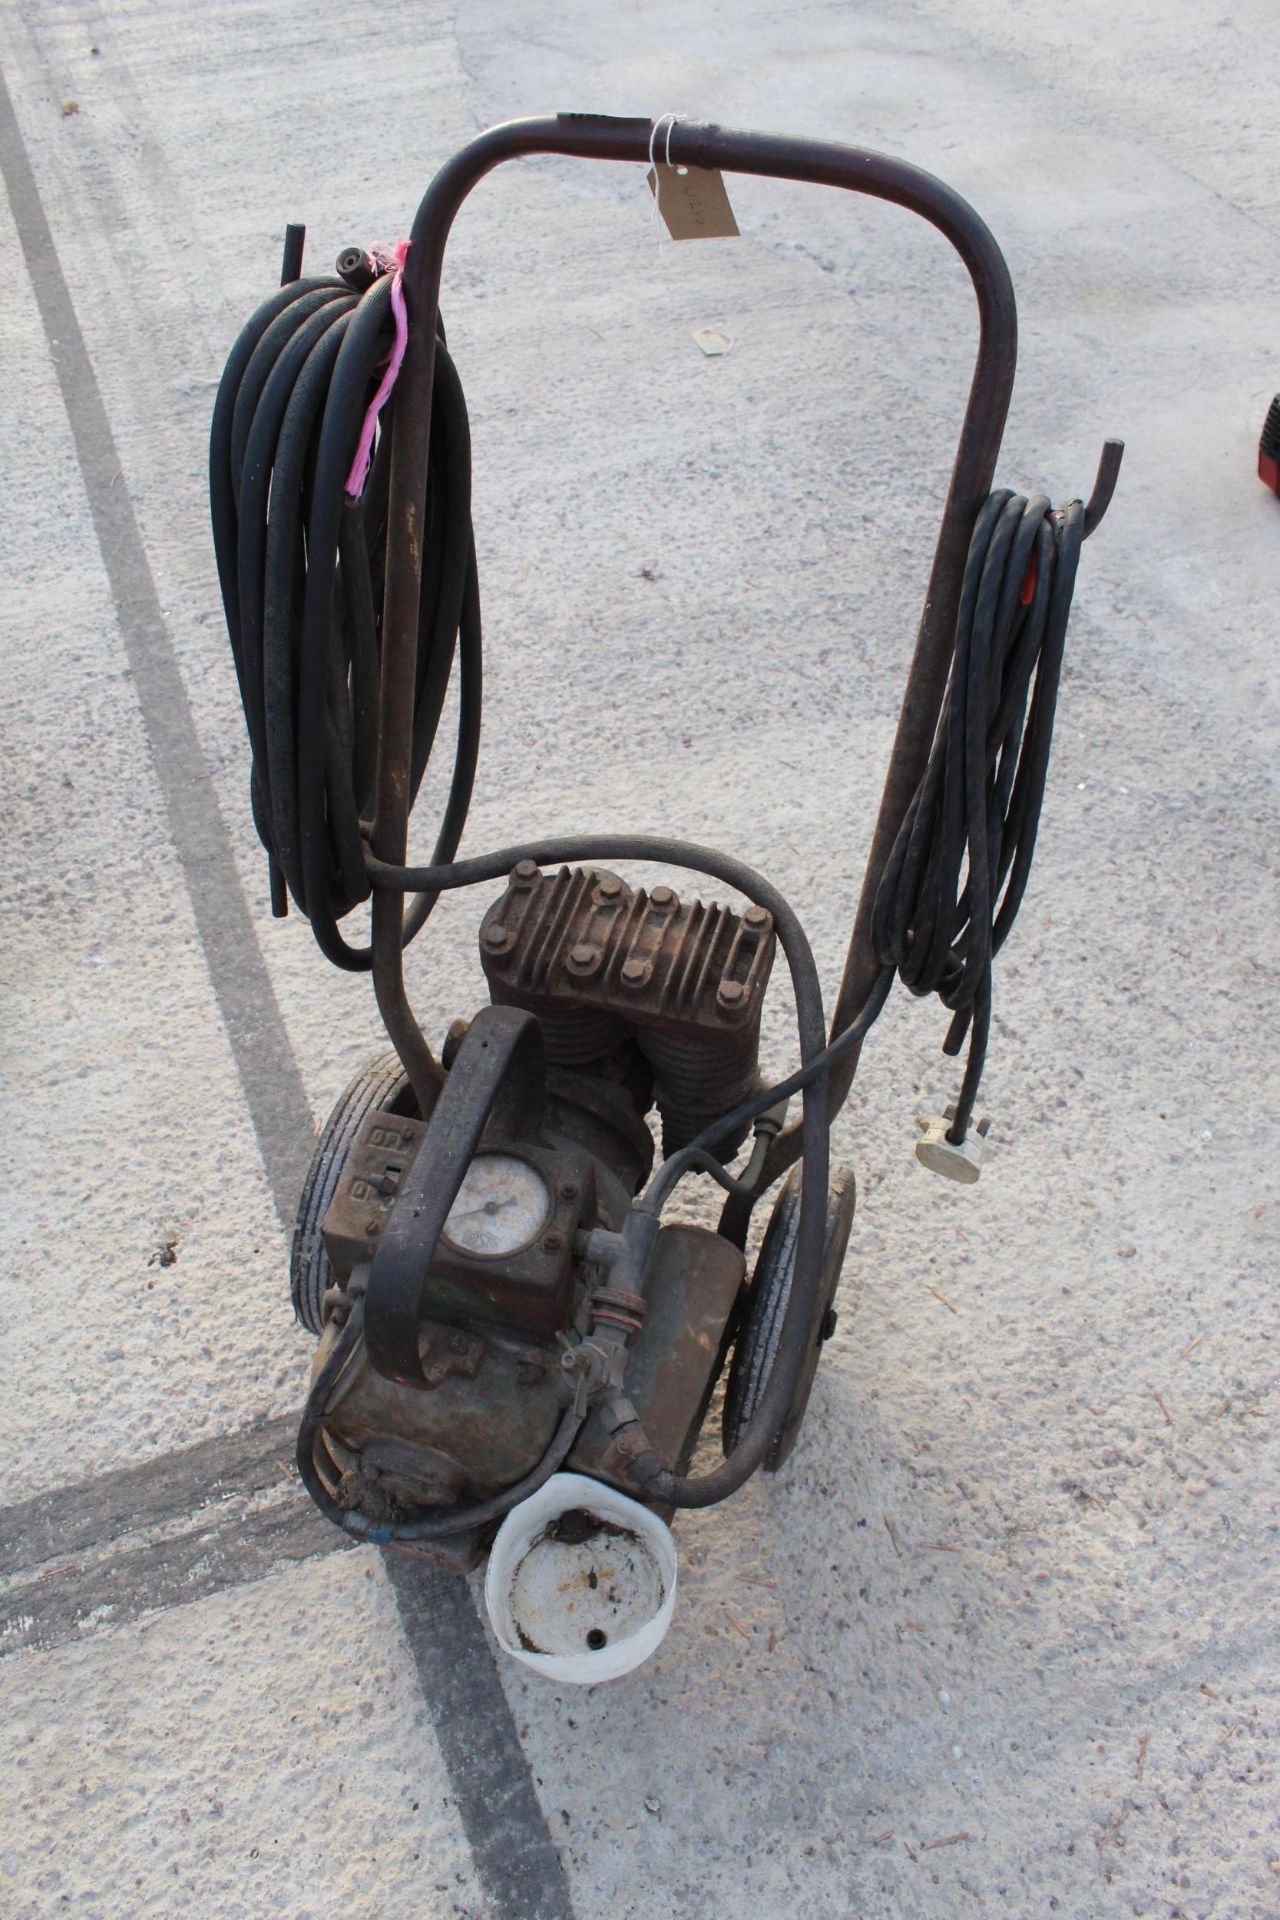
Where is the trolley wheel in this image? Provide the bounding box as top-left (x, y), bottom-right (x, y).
top-left (290, 1050), bottom-right (417, 1334)
top-left (722, 1165), bottom-right (856, 1471)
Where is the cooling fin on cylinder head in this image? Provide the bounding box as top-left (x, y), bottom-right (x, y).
top-left (478, 863), bottom-right (776, 1154)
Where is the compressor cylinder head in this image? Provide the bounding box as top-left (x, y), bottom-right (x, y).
top-left (477, 864), bottom-right (775, 1158)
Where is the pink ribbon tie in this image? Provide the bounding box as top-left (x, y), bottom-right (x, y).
top-left (344, 237), bottom-right (410, 499)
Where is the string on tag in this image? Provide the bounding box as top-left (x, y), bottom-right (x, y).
top-left (648, 112), bottom-right (679, 236)
top-left (345, 237), bottom-right (410, 499)
top-left (646, 118), bottom-right (739, 242)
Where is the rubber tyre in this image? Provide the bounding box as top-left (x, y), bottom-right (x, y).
top-left (722, 1165), bottom-right (856, 1471)
top-left (290, 1051), bottom-right (417, 1334)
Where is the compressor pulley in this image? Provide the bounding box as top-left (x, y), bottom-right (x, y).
top-left (210, 115), bottom-right (1121, 1618)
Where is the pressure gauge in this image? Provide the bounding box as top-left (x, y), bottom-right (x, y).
top-left (441, 1152), bottom-right (551, 1260)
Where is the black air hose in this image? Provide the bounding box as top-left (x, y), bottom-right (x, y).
top-left (209, 259), bottom-right (481, 970)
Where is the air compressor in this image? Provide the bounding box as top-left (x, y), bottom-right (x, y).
top-left (210, 114), bottom-right (1120, 1677)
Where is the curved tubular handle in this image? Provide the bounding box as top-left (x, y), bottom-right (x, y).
top-left (364, 1005), bottom-right (546, 1386)
top-left (371, 113), bottom-right (1019, 1116)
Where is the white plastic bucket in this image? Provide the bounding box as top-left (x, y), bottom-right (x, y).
top-left (484, 1472), bottom-right (677, 1684)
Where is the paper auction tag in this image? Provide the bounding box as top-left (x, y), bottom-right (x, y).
top-left (647, 163), bottom-right (740, 240)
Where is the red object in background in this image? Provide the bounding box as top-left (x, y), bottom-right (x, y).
top-left (1260, 395), bottom-right (1280, 495)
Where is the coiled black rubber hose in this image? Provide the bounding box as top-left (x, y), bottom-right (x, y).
top-left (209, 267), bottom-right (481, 970)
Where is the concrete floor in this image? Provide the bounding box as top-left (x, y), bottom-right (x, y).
top-left (1, 3), bottom-right (1276, 1917)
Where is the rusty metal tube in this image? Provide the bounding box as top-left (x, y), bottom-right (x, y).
top-left (371, 114), bottom-right (1019, 1126)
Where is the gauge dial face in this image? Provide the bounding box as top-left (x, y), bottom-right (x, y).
top-left (441, 1153), bottom-right (551, 1260)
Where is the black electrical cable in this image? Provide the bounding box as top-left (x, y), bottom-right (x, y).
top-left (209, 264), bottom-right (481, 969)
top-left (871, 489), bottom-right (1082, 1142)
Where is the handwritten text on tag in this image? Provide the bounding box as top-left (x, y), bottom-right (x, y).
top-left (647, 164), bottom-right (740, 241)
